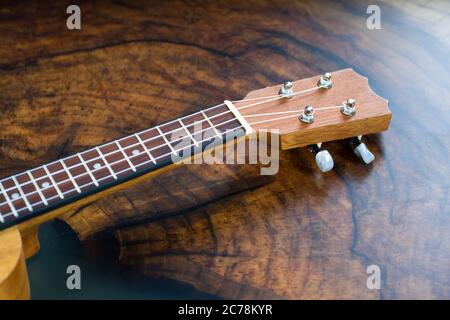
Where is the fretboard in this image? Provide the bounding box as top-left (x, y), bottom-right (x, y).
top-left (0, 102), bottom-right (248, 230)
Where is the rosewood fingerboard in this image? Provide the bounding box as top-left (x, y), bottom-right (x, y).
top-left (0, 103), bottom-right (245, 230)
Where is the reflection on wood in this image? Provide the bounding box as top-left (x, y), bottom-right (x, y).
top-left (0, 0), bottom-right (449, 299)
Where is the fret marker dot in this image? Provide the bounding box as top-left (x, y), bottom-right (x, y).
top-left (132, 149), bottom-right (139, 156)
top-left (93, 163), bottom-right (101, 169)
top-left (41, 182), bottom-right (50, 188)
top-left (11, 193), bottom-right (20, 199)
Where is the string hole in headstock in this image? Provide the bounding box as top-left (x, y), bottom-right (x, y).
top-left (317, 72), bottom-right (332, 89)
top-left (278, 81), bottom-right (294, 99)
top-left (299, 105), bottom-right (315, 124)
top-left (341, 98), bottom-right (357, 117)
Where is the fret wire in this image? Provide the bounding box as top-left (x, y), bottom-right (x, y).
top-left (115, 141), bottom-right (137, 172)
top-left (0, 181), bottom-right (18, 217)
top-left (177, 119), bottom-right (199, 147)
top-left (27, 170), bottom-right (48, 206)
top-left (135, 134), bottom-right (156, 164)
top-left (12, 176), bottom-right (33, 212)
top-left (0, 110), bottom-right (236, 194)
top-left (77, 154), bottom-right (99, 186)
top-left (0, 212), bottom-right (3, 223)
top-left (96, 147), bottom-right (117, 179)
top-left (5, 125), bottom-right (243, 219)
top-left (201, 110), bottom-right (222, 137)
top-left (43, 165), bottom-right (64, 199)
top-left (0, 104), bottom-right (235, 187)
top-left (0, 117), bottom-right (240, 210)
top-left (156, 126), bottom-right (178, 155)
top-left (60, 160), bottom-right (81, 193)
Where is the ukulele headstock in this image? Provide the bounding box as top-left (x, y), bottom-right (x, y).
top-left (233, 68), bottom-right (391, 172)
top-left (237, 68), bottom-right (391, 150)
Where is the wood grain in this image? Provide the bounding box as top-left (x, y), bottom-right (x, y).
top-left (0, 0), bottom-right (449, 299)
top-left (238, 68), bottom-right (391, 149)
top-left (0, 227), bottom-right (30, 300)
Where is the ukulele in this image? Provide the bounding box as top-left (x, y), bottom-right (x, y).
top-left (0, 68), bottom-right (391, 299)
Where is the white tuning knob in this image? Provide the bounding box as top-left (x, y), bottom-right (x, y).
top-left (315, 150), bottom-right (334, 173)
top-left (354, 142), bottom-right (375, 164)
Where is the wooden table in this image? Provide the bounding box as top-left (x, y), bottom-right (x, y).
top-left (0, 0), bottom-right (449, 299)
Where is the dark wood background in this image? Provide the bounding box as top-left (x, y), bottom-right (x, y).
top-left (1, 0), bottom-right (449, 299)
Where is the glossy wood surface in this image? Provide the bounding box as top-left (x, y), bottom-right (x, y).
top-left (0, 227), bottom-right (30, 299)
top-left (0, 0), bottom-right (449, 299)
top-left (239, 68), bottom-right (391, 149)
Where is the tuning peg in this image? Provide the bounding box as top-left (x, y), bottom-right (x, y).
top-left (299, 105), bottom-right (315, 124)
top-left (309, 143), bottom-right (334, 173)
top-left (317, 72), bottom-right (332, 89)
top-left (341, 98), bottom-right (357, 117)
top-left (278, 81), bottom-right (294, 98)
top-left (348, 136), bottom-right (375, 164)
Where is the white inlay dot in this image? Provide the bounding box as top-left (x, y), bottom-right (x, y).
top-left (93, 163), bottom-right (102, 170)
top-left (41, 181), bottom-right (50, 188)
top-left (11, 192), bottom-right (20, 199)
top-left (132, 149), bottom-right (140, 156)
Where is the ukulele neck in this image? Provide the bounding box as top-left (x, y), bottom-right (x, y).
top-left (0, 68), bottom-right (392, 231)
top-left (0, 102), bottom-right (250, 230)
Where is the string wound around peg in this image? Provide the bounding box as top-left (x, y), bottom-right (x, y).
top-left (278, 81), bottom-right (294, 98)
top-left (341, 98), bottom-right (357, 117)
top-left (317, 72), bottom-right (332, 89)
top-left (299, 105), bottom-right (315, 124)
